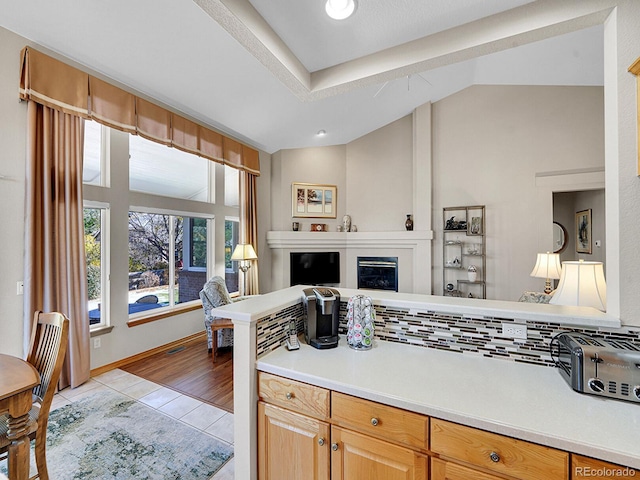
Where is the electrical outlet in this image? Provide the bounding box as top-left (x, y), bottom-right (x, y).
top-left (501, 322), bottom-right (527, 340)
top-left (93, 337), bottom-right (101, 349)
top-left (16, 281), bottom-right (24, 295)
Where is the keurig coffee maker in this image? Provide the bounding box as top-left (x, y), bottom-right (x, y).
top-left (302, 287), bottom-right (340, 349)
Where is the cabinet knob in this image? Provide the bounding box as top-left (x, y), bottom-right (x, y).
top-left (370, 417), bottom-right (379, 426)
top-left (286, 392), bottom-right (294, 400)
top-left (489, 451), bottom-right (500, 463)
top-left (318, 437), bottom-right (325, 447)
top-left (331, 443), bottom-right (339, 451)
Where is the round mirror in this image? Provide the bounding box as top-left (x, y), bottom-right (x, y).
top-left (553, 221), bottom-right (568, 253)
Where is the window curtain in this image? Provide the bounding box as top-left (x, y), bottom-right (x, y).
top-left (24, 101), bottom-right (91, 390)
top-left (241, 171), bottom-right (260, 295)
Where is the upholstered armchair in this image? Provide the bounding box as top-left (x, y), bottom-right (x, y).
top-left (200, 276), bottom-right (235, 360)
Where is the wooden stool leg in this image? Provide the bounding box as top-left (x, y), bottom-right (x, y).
top-left (212, 329), bottom-right (218, 363)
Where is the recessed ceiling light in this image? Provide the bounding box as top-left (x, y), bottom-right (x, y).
top-left (325, 0), bottom-right (356, 20)
top-left (317, 129), bottom-right (327, 136)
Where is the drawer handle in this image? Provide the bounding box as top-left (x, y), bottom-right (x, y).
top-left (286, 392), bottom-right (294, 400)
top-left (318, 437), bottom-right (325, 447)
top-left (489, 452), bottom-right (500, 463)
top-left (370, 417), bottom-right (379, 426)
top-left (331, 443), bottom-right (339, 451)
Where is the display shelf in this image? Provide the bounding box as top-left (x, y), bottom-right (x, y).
top-left (442, 206), bottom-right (486, 299)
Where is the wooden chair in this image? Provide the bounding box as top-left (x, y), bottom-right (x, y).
top-left (0, 311), bottom-right (69, 480)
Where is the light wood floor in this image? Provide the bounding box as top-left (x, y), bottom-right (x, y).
top-left (121, 336), bottom-right (234, 412)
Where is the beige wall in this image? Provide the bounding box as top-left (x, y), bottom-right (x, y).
top-left (554, 190), bottom-right (606, 265)
top-left (0, 27), bottom-right (28, 357)
top-left (432, 85), bottom-right (604, 301)
top-left (270, 145), bottom-right (347, 233)
top-left (346, 116), bottom-right (414, 232)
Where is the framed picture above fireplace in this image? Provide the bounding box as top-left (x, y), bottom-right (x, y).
top-left (292, 182), bottom-right (337, 218)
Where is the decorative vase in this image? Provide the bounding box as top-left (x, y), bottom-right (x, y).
top-left (405, 214), bottom-right (414, 231)
top-left (342, 214), bottom-right (351, 232)
top-left (346, 295), bottom-right (375, 350)
top-left (467, 265), bottom-right (478, 282)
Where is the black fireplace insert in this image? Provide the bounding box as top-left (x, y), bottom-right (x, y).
top-left (357, 257), bottom-right (398, 292)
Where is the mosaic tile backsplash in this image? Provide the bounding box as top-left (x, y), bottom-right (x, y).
top-left (256, 301), bottom-right (640, 367)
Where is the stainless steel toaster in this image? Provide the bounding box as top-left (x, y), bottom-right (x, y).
top-left (551, 332), bottom-right (640, 403)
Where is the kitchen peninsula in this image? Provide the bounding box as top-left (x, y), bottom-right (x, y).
top-left (211, 287), bottom-right (637, 480)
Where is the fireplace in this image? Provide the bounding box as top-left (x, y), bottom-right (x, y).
top-left (357, 257), bottom-right (398, 292)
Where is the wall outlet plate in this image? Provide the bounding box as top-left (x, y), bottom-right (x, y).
top-left (501, 322), bottom-right (527, 340)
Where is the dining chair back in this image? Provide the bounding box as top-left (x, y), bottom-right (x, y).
top-left (0, 311), bottom-right (69, 480)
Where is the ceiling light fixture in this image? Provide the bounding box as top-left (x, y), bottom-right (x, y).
top-left (325, 0), bottom-right (356, 20)
top-left (317, 129), bottom-right (327, 136)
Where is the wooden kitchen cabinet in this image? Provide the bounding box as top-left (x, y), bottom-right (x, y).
top-left (571, 454), bottom-right (640, 479)
top-left (258, 401), bottom-right (330, 480)
top-left (331, 425), bottom-right (428, 480)
top-left (431, 458), bottom-right (505, 480)
top-left (258, 372), bottom-right (332, 480)
top-left (430, 418), bottom-right (569, 480)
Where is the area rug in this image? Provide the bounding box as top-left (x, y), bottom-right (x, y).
top-left (1, 389), bottom-right (233, 479)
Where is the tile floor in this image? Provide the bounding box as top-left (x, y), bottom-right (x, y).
top-left (52, 368), bottom-right (234, 480)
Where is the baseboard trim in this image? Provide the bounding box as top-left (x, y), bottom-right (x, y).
top-left (90, 331), bottom-right (207, 377)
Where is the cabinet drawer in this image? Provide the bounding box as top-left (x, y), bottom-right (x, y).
top-left (431, 418), bottom-right (568, 480)
top-left (331, 391), bottom-right (429, 451)
top-left (258, 372), bottom-right (330, 420)
top-left (571, 454), bottom-right (639, 479)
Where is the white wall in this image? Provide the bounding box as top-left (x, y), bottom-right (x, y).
top-left (431, 85), bottom-right (605, 301)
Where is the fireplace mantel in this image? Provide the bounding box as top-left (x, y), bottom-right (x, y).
top-left (266, 230), bottom-right (433, 293)
top-left (266, 230), bottom-right (433, 249)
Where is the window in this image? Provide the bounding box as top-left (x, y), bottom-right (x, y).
top-left (130, 135), bottom-right (212, 202)
top-left (84, 206), bottom-right (109, 328)
top-left (225, 219), bottom-right (239, 294)
top-left (82, 120), bottom-right (102, 185)
top-left (128, 212), bottom-right (210, 314)
top-left (82, 122), bottom-right (237, 326)
top-left (224, 165), bottom-right (239, 206)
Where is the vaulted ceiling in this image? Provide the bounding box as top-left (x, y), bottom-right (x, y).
top-left (0, 0), bottom-right (604, 153)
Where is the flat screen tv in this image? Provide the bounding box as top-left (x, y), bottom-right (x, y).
top-left (290, 252), bottom-right (340, 286)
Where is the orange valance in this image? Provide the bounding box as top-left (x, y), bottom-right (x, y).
top-left (19, 46), bottom-right (260, 175)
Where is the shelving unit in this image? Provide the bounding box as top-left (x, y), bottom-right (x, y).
top-left (442, 205), bottom-right (486, 299)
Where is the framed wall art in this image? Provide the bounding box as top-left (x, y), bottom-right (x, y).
top-left (576, 208), bottom-right (592, 254)
top-left (292, 183), bottom-right (337, 218)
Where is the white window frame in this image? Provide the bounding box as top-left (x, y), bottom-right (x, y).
top-left (84, 201), bottom-right (110, 331)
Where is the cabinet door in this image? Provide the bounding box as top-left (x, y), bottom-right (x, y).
top-left (258, 401), bottom-right (330, 480)
top-left (431, 458), bottom-right (504, 480)
top-left (331, 426), bottom-right (428, 480)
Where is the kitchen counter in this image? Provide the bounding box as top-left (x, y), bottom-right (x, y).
top-left (215, 285), bottom-right (619, 328)
top-left (257, 338), bottom-right (640, 470)
top-left (215, 286), bottom-right (627, 479)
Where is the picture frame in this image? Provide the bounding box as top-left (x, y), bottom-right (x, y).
top-left (575, 209), bottom-right (592, 254)
top-left (292, 182), bottom-right (337, 218)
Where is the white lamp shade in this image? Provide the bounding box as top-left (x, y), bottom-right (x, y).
top-left (231, 244), bottom-right (257, 261)
top-left (530, 252), bottom-right (562, 280)
top-left (549, 260), bottom-right (606, 311)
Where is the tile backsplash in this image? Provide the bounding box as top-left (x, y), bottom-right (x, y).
top-left (256, 301), bottom-right (640, 367)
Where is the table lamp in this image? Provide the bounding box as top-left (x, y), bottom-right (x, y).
top-left (530, 252), bottom-right (562, 294)
top-left (231, 243), bottom-right (257, 295)
top-left (549, 260), bottom-right (607, 311)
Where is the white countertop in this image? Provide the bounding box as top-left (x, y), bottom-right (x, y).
top-left (215, 286), bottom-right (620, 328)
top-left (257, 339), bottom-right (640, 469)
